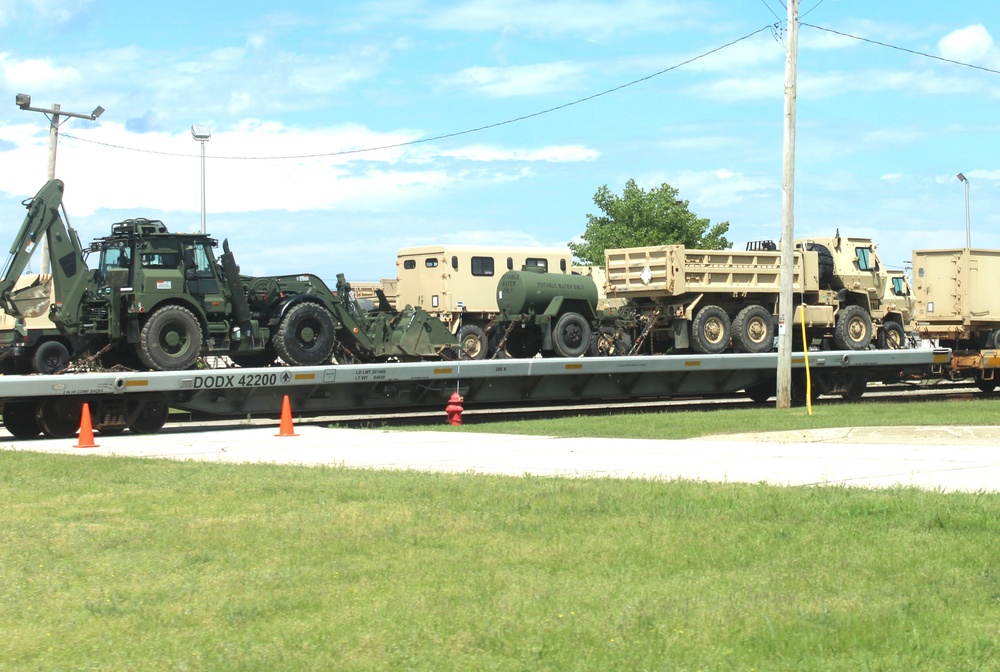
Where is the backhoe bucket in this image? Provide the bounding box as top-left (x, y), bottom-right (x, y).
top-left (9, 276), bottom-right (52, 318)
top-left (388, 306), bottom-right (458, 358)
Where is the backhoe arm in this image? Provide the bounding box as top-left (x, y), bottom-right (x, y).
top-left (0, 179), bottom-right (89, 321)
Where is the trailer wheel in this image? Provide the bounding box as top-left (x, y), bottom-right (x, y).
top-left (129, 394), bottom-right (169, 434)
top-left (878, 321), bottom-right (907, 350)
top-left (552, 312), bottom-right (591, 358)
top-left (32, 340), bottom-right (71, 374)
top-left (3, 400), bottom-right (40, 439)
top-left (732, 305), bottom-right (774, 353)
top-left (274, 302), bottom-right (337, 366)
top-left (589, 327), bottom-right (632, 356)
top-left (691, 305), bottom-right (731, 354)
top-left (833, 305), bottom-right (872, 350)
top-left (139, 305), bottom-right (203, 371)
top-left (458, 324), bottom-right (487, 360)
top-left (505, 328), bottom-right (541, 359)
top-left (36, 397), bottom-right (87, 439)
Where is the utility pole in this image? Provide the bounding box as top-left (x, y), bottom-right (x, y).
top-left (775, 0), bottom-right (799, 408)
top-left (15, 94), bottom-right (104, 275)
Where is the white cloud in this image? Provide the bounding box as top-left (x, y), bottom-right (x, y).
top-left (439, 61), bottom-right (586, 97)
top-left (0, 52), bottom-right (81, 88)
top-left (881, 173), bottom-right (903, 182)
top-left (435, 144), bottom-right (599, 162)
top-left (424, 0), bottom-right (692, 36)
top-left (938, 24), bottom-right (995, 64)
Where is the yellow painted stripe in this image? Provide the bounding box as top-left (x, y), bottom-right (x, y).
top-left (433, 368), bottom-right (454, 375)
top-left (565, 363), bottom-right (583, 370)
top-left (293, 373), bottom-right (315, 381)
top-left (792, 357), bottom-right (805, 364)
top-left (684, 361), bottom-right (701, 367)
top-left (125, 379), bottom-right (149, 387)
top-left (933, 354), bottom-right (949, 364)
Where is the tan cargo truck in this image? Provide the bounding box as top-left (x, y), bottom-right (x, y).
top-left (604, 235), bottom-right (908, 354)
top-left (395, 245), bottom-right (572, 358)
top-left (912, 248), bottom-right (1000, 390)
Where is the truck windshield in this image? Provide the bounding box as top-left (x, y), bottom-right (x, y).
top-left (100, 246), bottom-right (131, 274)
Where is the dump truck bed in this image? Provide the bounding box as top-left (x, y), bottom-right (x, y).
top-left (605, 245), bottom-right (818, 298)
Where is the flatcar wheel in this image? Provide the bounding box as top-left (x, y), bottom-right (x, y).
top-left (3, 400), bottom-right (41, 439)
top-left (129, 394), bottom-right (170, 435)
top-left (37, 397), bottom-right (87, 439)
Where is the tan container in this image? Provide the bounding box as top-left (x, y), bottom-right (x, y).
top-left (912, 248), bottom-right (1000, 340)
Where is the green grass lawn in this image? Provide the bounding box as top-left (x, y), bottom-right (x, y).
top-left (415, 397), bottom-right (1000, 440)
top-left (2, 446), bottom-right (999, 671)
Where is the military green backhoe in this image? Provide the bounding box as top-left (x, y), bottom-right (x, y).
top-left (0, 179), bottom-right (456, 372)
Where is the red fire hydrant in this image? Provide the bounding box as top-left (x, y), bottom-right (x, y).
top-left (446, 392), bottom-right (464, 426)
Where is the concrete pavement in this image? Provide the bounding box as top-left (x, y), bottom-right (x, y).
top-left (3, 423), bottom-right (999, 492)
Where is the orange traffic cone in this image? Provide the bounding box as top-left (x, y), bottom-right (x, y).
top-left (276, 394), bottom-right (298, 437)
top-left (74, 402), bottom-right (99, 448)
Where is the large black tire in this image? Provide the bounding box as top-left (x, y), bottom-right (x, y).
top-left (274, 302), bottom-right (337, 366)
top-left (745, 381), bottom-right (775, 403)
top-left (732, 305), bottom-right (774, 353)
top-left (3, 400), bottom-right (40, 439)
top-left (458, 324), bottom-right (487, 360)
top-left (878, 320), bottom-right (907, 350)
top-left (833, 305), bottom-right (873, 351)
top-left (975, 375), bottom-right (997, 393)
top-left (505, 328), bottom-right (541, 359)
top-left (691, 305), bottom-right (731, 354)
top-left (551, 312), bottom-right (591, 358)
top-left (32, 340), bottom-right (71, 374)
top-left (138, 305), bottom-right (203, 371)
top-left (36, 397), bottom-right (87, 439)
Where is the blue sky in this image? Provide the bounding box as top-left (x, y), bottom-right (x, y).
top-left (1, 0), bottom-right (998, 282)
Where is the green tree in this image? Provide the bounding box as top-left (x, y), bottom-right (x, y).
top-left (569, 179), bottom-right (731, 265)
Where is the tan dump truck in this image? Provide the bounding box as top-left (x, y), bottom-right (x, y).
top-left (604, 235), bottom-right (909, 354)
top-left (912, 248), bottom-right (1000, 390)
top-left (395, 245), bottom-right (572, 358)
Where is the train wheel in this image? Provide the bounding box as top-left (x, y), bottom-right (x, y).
top-left (833, 305), bottom-right (872, 350)
top-left (975, 375), bottom-right (997, 393)
top-left (732, 305), bottom-right (774, 353)
top-left (745, 381), bottom-right (775, 403)
top-left (37, 397), bottom-right (87, 439)
top-left (32, 340), bottom-right (71, 374)
top-left (129, 394), bottom-right (170, 434)
top-left (877, 321), bottom-right (907, 350)
top-left (841, 371), bottom-right (867, 400)
top-left (274, 303), bottom-right (337, 366)
top-left (139, 305), bottom-right (204, 370)
top-left (231, 349), bottom-right (276, 368)
top-left (3, 400), bottom-right (41, 439)
top-left (458, 324), bottom-right (488, 360)
top-left (691, 305), bottom-right (731, 354)
top-left (552, 312), bottom-right (591, 358)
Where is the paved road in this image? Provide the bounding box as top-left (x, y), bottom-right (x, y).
top-left (4, 424), bottom-right (999, 492)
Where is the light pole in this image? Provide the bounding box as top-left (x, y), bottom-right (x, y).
top-left (957, 173), bottom-right (971, 248)
top-left (15, 94), bottom-right (104, 274)
top-left (191, 124), bottom-right (211, 234)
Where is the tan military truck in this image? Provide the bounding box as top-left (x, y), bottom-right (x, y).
top-left (911, 248), bottom-right (1000, 390)
top-left (604, 234), bottom-right (908, 354)
top-left (395, 245), bottom-right (572, 358)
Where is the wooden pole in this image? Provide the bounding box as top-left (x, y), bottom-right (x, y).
top-left (776, 0), bottom-right (799, 408)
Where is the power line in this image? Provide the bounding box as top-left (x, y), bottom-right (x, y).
top-left (802, 22), bottom-right (1000, 76)
top-left (61, 24), bottom-right (776, 162)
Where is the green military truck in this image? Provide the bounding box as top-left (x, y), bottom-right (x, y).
top-left (0, 180), bottom-right (456, 373)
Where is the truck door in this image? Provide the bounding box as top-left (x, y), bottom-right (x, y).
top-left (183, 241), bottom-right (228, 317)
